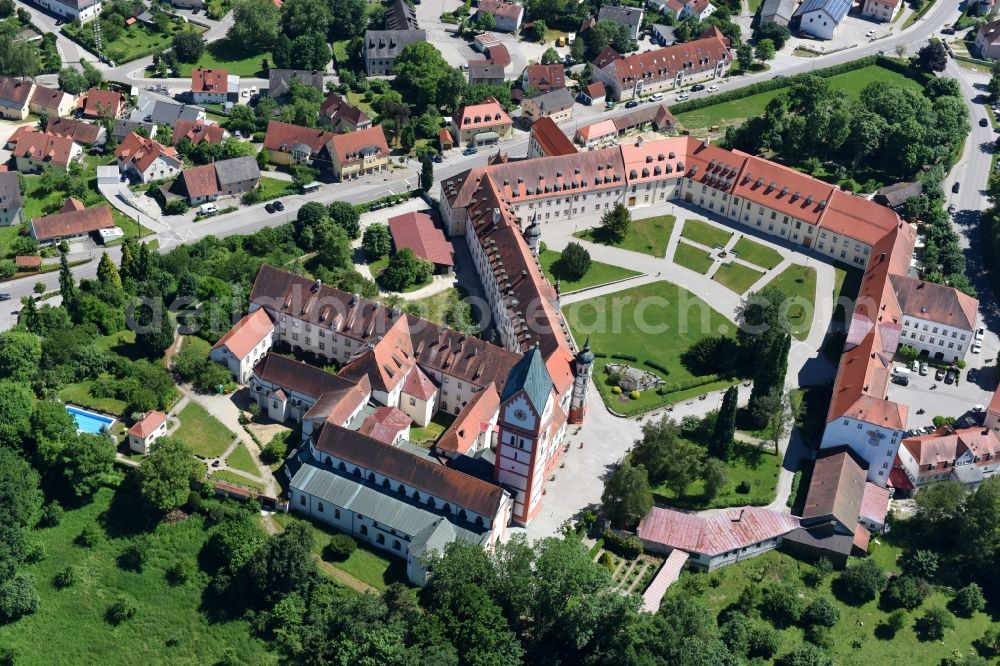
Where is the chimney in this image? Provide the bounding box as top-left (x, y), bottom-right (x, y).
top-left (312, 279), bottom-right (322, 291)
top-left (635, 135), bottom-right (644, 147)
top-left (492, 208), bottom-right (501, 225)
top-left (879, 252), bottom-right (886, 262)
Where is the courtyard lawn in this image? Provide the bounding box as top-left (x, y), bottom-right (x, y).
top-left (665, 549), bottom-right (994, 666)
top-left (173, 402), bottom-right (235, 459)
top-left (407, 290), bottom-right (451, 326)
top-left (272, 513), bottom-right (408, 591)
top-left (680, 218), bottom-right (732, 249)
top-left (409, 412), bottom-right (456, 446)
top-left (763, 264), bottom-right (818, 341)
top-left (539, 249), bottom-right (641, 292)
top-left (713, 262), bottom-right (765, 294)
top-left (672, 240), bottom-right (715, 274)
top-left (674, 64), bottom-right (927, 132)
top-left (652, 442), bottom-right (780, 509)
top-left (574, 214), bottom-right (676, 257)
top-left (178, 39), bottom-right (273, 77)
top-left (255, 176), bottom-right (295, 202)
top-left (225, 443), bottom-right (259, 476)
top-left (64, 21), bottom-right (205, 64)
top-left (59, 378), bottom-right (128, 416)
top-left (210, 470), bottom-right (264, 493)
top-left (0, 488), bottom-right (278, 665)
top-left (732, 236), bottom-right (783, 269)
top-left (564, 280), bottom-right (738, 415)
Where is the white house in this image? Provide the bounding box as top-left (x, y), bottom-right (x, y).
top-left (28, 0), bottom-right (102, 22)
top-left (209, 309), bottom-right (275, 383)
top-left (893, 428), bottom-right (1000, 492)
top-left (793, 0), bottom-right (850, 39)
top-left (819, 406), bottom-right (906, 486)
top-left (115, 132), bottom-right (182, 183)
top-left (127, 411), bottom-right (168, 454)
top-left (191, 68), bottom-right (237, 105)
top-left (892, 275), bottom-right (978, 362)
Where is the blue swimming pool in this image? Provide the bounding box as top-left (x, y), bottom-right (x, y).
top-left (67, 405), bottom-right (117, 435)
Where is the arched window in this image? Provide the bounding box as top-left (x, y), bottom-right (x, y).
top-left (458, 509), bottom-right (467, 521)
top-left (338, 461), bottom-right (346, 471)
top-left (376, 533), bottom-right (385, 545)
top-left (392, 540), bottom-right (401, 551)
top-left (360, 525), bottom-right (368, 536)
top-left (367, 472), bottom-right (376, 483)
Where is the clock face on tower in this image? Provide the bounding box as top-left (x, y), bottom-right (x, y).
top-left (514, 408), bottom-right (528, 421)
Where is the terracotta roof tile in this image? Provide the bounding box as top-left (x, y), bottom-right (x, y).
top-left (172, 119), bottom-right (227, 146)
top-left (191, 68), bottom-right (229, 94)
top-left (388, 211), bottom-right (454, 267)
top-left (30, 205), bottom-right (113, 242)
top-left (128, 411), bottom-right (167, 438)
top-left (211, 308), bottom-right (274, 359)
top-left (329, 126), bottom-right (390, 164)
top-left (358, 406), bottom-right (412, 444)
top-left (437, 383), bottom-right (499, 454)
top-left (402, 364), bottom-right (438, 401)
top-left (530, 116), bottom-right (577, 157)
top-left (638, 506), bottom-right (799, 556)
top-left (179, 163), bottom-right (220, 200)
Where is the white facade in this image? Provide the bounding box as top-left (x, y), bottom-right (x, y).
top-left (400, 390), bottom-right (436, 427)
top-left (209, 334), bottom-right (273, 384)
top-left (642, 535), bottom-right (784, 571)
top-left (797, 8), bottom-right (839, 39)
top-left (594, 59), bottom-right (728, 101)
top-left (899, 315), bottom-right (971, 363)
top-left (820, 417), bottom-right (904, 486)
top-left (128, 420), bottom-right (168, 454)
top-left (125, 154), bottom-right (182, 184)
top-left (30, 0), bottom-right (102, 21)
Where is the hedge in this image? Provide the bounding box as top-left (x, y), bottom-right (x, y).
top-left (592, 351), bottom-right (609, 358)
top-left (643, 359), bottom-right (670, 376)
top-left (611, 353), bottom-right (638, 362)
top-left (656, 374), bottom-right (723, 394)
top-left (602, 529), bottom-right (643, 559)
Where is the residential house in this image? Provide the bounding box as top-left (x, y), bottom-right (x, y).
top-left (527, 116), bottom-right (577, 158)
top-left (364, 29), bottom-right (426, 76)
top-left (112, 120), bottom-right (157, 143)
top-left (319, 93), bottom-right (372, 132)
top-left (251, 352), bottom-right (364, 423)
top-left (130, 93), bottom-right (205, 128)
top-left (893, 427), bottom-right (1000, 493)
top-left (649, 0), bottom-right (715, 20)
top-left (891, 275), bottom-right (978, 362)
top-left (476, 0), bottom-right (524, 33)
top-left (263, 120), bottom-right (336, 168)
top-left (45, 117), bottom-right (105, 146)
top-left (873, 181), bottom-right (922, 211)
top-left (651, 23), bottom-right (676, 45)
top-left (116, 132), bottom-right (182, 183)
top-left (758, 0), bottom-right (796, 25)
top-left (861, 0), bottom-right (901, 21)
top-left (267, 69), bottom-right (324, 99)
top-left (474, 32), bottom-right (503, 51)
top-left (578, 81), bottom-right (607, 106)
top-left (26, 0), bottom-right (102, 21)
top-left (975, 19), bottom-right (1000, 59)
top-left (638, 505), bottom-right (800, 571)
top-left (9, 129), bottom-right (82, 173)
top-left (522, 63), bottom-right (566, 92)
top-left (176, 156), bottom-right (261, 205)
top-left (387, 211), bottom-right (455, 273)
top-left (329, 126), bottom-right (391, 181)
top-left (451, 97), bottom-right (513, 147)
top-left (484, 42), bottom-right (511, 68)
top-left (171, 119), bottom-right (229, 146)
top-left (29, 84), bottom-right (75, 118)
top-left (80, 88), bottom-right (125, 119)
top-left (191, 68), bottom-right (237, 104)
top-left (209, 308), bottom-right (275, 383)
top-left (591, 29), bottom-right (730, 100)
top-left (521, 87), bottom-right (575, 124)
top-left (574, 119), bottom-right (618, 148)
top-left (598, 5), bottom-right (644, 40)
top-left (0, 172), bottom-right (24, 227)
top-left (0, 76), bottom-right (33, 120)
top-left (127, 411), bottom-right (168, 454)
top-left (170, 0), bottom-right (204, 8)
top-left (29, 204), bottom-right (115, 244)
top-left (793, 0), bottom-right (851, 40)
top-left (468, 61), bottom-right (506, 86)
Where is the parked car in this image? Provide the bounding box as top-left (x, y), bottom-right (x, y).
top-left (945, 370), bottom-right (957, 384)
top-left (969, 368), bottom-right (979, 382)
top-left (935, 368), bottom-right (946, 381)
top-left (690, 84), bottom-right (705, 92)
top-left (980, 118), bottom-right (989, 127)
top-left (265, 203), bottom-right (276, 214)
top-left (0, 294), bottom-right (9, 302)
top-left (942, 27), bottom-right (955, 34)
top-left (973, 340), bottom-right (982, 354)
top-left (433, 154), bottom-right (444, 163)
top-left (273, 201), bottom-right (285, 212)
top-left (923, 425), bottom-right (937, 433)
top-left (624, 100), bottom-right (639, 108)
top-left (948, 204), bottom-right (956, 214)
top-left (649, 92), bottom-right (664, 101)
top-left (920, 362), bottom-right (929, 376)
top-left (911, 359), bottom-right (920, 372)
top-left (675, 93), bottom-right (690, 102)
top-left (707, 84), bottom-right (719, 92)
top-left (953, 182), bottom-right (961, 193)
top-left (462, 146), bottom-right (478, 156)
top-left (973, 404), bottom-right (986, 412)
top-left (976, 326), bottom-right (985, 341)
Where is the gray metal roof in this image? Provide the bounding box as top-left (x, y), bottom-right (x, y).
top-left (528, 87), bottom-right (575, 113)
top-left (500, 346), bottom-right (553, 413)
top-left (0, 172), bottom-right (22, 209)
top-left (365, 29), bottom-right (426, 59)
top-left (214, 156), bottom-right (260, 186)
top-left (132, 94), bottom-right (205, 127)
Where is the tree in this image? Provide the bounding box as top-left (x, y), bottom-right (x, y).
top-left (58, 66), bottom-right (88, 95)
top-left (528, 19), bottom-right (547, 42)
top-left (554, 242), bottom-right (591, 281)
top-left (280, 0), bottom-right (332, 38)
top-left (328, 0), bottom-right (368, 40)
top-left (951, 583), bottom-right (985, 617)
top-left (958, 476), bottom-right (1000, 589)
top-left (58, 249), bottom-right (77, 313)
top-left (421, 158), bottom-right (434, 192)
top-left (748, 332), bottom-right (790, 426)
top-left (273, 32), bottom-right (331, 71)
top-left (600, 203), bottom-right (631, 242)
top-left (380, 249), bottom-right (433, 292)
top-left (227, 0), bottom-right (281, 52)
top-left (393, 42), bottom-right (467, 112)
top-left (247, 519), bottom-right (315, 602)
top-left (324, 533), bottom-right (358, 561)
top-left (775, 644), bottom-right (834, 666)
top-left (755, 21), bottom-right (790, 49)
top-left (701, 458), bottom-right (727, 501)
top-left (711, 385), bottom-right (737, 459)
top-left (134, 304), bottom-right (175, 359)
top-left (736, 43), bottom-right (754, 70)
top-left (60, 433), bottom-right (117, 498)
top-left (989, 65), bottom-right (1000, 103)
top-left (137, 437), bottom-right (203, 512)
top-left (759, 582), bottom-right (805, 627)
top-left (803, 596), bottom-right (839, 628)
top-left (631, 416), bottom-right (703, 493)
top-left (0, 330), bottom-right (40, 383)
top-left (172, 30), bottom-right (205, 63)
top-left (97, 252), bottom-right (122, 291)
top-left (327, 201), bottom-right (361, 239)
top-left (0, 382), bottom-right (33, 451)
top-left (901, 549), bottom-right (938, 580)
top-left (600, 456), bottom-right (653, 528)
top-left (755, 38), bottom-right (776, 62)
top-left (882, 575), bottom-right (929, 611)
top-left (293, 201), bottom-right (330, 248)
top-left (362, 223), bottom-right (392, 261)
top-left (914, 606), bottom-right (954, 641)
top-left (917, 41), bottom-right (947, 72)
top-left (81, 60), bottom-right (102, 89)
top-left (541, 47), bottom-right (561, 64)
top-left (0, 448), bottom-right (42, 529)
top-left (0, 573), bottom-right (39, 622)
top-left (837, 558), bottom-right (886, 604)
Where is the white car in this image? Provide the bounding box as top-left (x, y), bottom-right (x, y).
top-left (675, 93), bottom-right (690, 101)
top-left (973, 340), bottom-right (983, 354)
top-left (707, 84), bottom-right (719, 92)
top-left (650, 92), bottom-right (664, 101)
top-left (975, 326), bottom-right (985, 341)
top-left (973, 404), bottom-right (986, 412)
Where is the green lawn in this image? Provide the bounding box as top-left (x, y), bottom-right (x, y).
top-left (210, 470), bottom-right (264, 493)
top-left (666, 549), bottom-right (994, 666)
top-left (539, 249), bottom-right (641, 292)
top-left (673, 240), bottom-right (715, 274)
top-left (255, 176), bottom-right (294, 202)
top-left (178, 39), bottom-right (273, 77)
top-left (174, 402), bottom-right (235, 459)
top-left (409, 412), bottom-right (456, 446)
top-left (64, 21), bottom-right (204, 65)
top-left (564, 280), bottom-right (737, 415)
top-left (272, 513), bottom-right (409, 591)
top-left (732, 236), bottom-right (783, 269)
top-left (674, 64), bottom-right (926, 132)
top-left (680, 218), bottom-right (733, 249)
top-left (763, 264), bottom-right (818, 341)
top-left (225, 443), bottom-right (259, 476)
top-left (748, 0), bottom-right (764, 11)
top-left (59, 378), bottom-right (128, 416)
top-left (0, 488), bottom-right (278, 665)
top-left (652, 442), bottom-right (780, 508)
top-left (713, 262), bottom-right (765, 294)
top-left (574, 214), bottom-right (676, 257)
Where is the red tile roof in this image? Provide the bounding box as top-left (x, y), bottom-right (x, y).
top-left (179, 163), bottom-right (220, 200)
top-left (595, 31), bottom-right (729, 86)
top-left (583, 81), bottom-right (606, 99)
top-left (10, 129), bottom-right (78, 167)
top-left (263, 120), bottom-right (336, 156)
top-left (211, 308), bottom-right (274, 359)
top-left (128, 411), bottom-right (167, 438)
top-left (902, 427), bottom-right (1000, 474)
top-left (319, 92), bottom-right (371, 128)
top-left (388, 211), bottom-right (454, 267)
top-left (638, 506), bottom-right (800, 556)
top-left (485, 43), bottom-right (511, 67)
top-left (302, 374), bottom-right (371, 428)
top-left (523, 64), bottom-right (565, 91)
top-left (860, 482), bottom-right (890, 526)
top-left (191, 68), bottom-right (229, 94)
top-left (530, 116), bottom-right (577, 157)
top-left (0, 76), bottom-right (33, 107)
top-left (30, 84), bottom-right (70, 112)
top-left (82, 88), bottom-right (123, 118)
top-left (30, 205), bottom-right (114, 242)
top-left (478, 0), bottom-right (523, 19)
top-left (802, 450), bottom-right (865, 530)
top-left (453, 97), bottom-right (511, 132)
top-left (576, 119), bottom-right (617, 142)
top-left (14, 255), bottom-right (40, 268)
top-left (172, 120), bottom-right (227, 146)
top-left (116, 132), bottom-right (180, 173)
top-left (358, 406), bottom-right (412, 444)
top-left (60, 197), bottom-right (85, 212)
top-left (329, 126), bottom-right (390, 165)
top-left (402, 364), bottom-right (438, 401)
top-left (46, 117), bottom-right (102, 145)
top-left (889, 274), bottom-right (978, 331)
top-left (437, 383), bottom-right (500, 454)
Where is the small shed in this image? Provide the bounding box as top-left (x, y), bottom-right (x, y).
top-left (438, 127), bottom-right (454, 151)
top-left (15, 255), bottom-right (41, 270)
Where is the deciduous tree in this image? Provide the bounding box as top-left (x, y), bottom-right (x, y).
top-left (138, 437), bottom-right (203, 512)
top-left (600, 203), bottom-right (631, 242)
top-left (600, 456), bottom-right (653, 528)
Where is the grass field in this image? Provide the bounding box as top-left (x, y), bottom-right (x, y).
top-left (539, 249), bottom-right (641, 292)
top-left (179, 39), bottom-right (273, 77)
top-left (272, 513), bottom-right (408, 591)
top-left (762, 264), bottom-right (818, 341)
top-left (732, 237), bottom-right (783, 269)
top-left (59, 378), bottom-right (128, 416)
top-left (652, 442), bottom-right (780, 508)
top-left (574, 214), bottom-right (676, 256)
top-left (225, 443), bottom-right (259, 476)
top-left (713, 262), bottom-right (765, 294)
top-left (64, 21), bottom-right (204, 64)
top-left (174, 402), bottom-right (235, 459)
top-left (409, 412), bottom-right (455, 446)
top-left (255, 176), bottom-right (294, 202)
top-left (667, 549), bottom-right (994, 666)
top-left (564, 280), bottom-right (737, 414)
top-left (673, 240), bottom-right (715, 274)
top-left (674, 65), bottom-right (926, 132)
top-left (0, 488), bottom-right (278, 665)
top-left (210, 470), bottom-right (264, 493)
top-left (680, 218), bottom-right (733, 248)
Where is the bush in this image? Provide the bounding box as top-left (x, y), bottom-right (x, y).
top-left (759, 582), bottom-right (805, 628)
top-left (611, 353), bottom-right (638, 362)
top-left (165, 561), bottom-right (189, 586)
top-left (38, 501), bottom-right (64, 527)
top-left (186, 490), bottom-right (202, 513)
top-left (601, 529), bottom-right (643, 558)
top-left (25, 542), bottom-right (46, 563)
top-left (106, 597), bottom-right (137, 625)
top-left (323, 533), bottom-right (357, 561)
top-left (54, 565), bottom-right (76, 589)
top-left (803, 596), bottom-right (840, 628)
top-left (914, 606), bottom-right (954, 641)
top-left (164, 199), bottom-right (189, 215)
top-left (804, 623), bottom-right (834, 649)
top-left (901, 549), bottom-right (938, 580)
top-left (629, 390), bottom-right (641, 400)
top-left (736, 480), bottom-right (752, 494)
top-left (837, 558), bottom-right (886, 604)
top-left (118, 540), bottom-right (148, 573)
top-left (950, 583), bottom-right (986, 617)
top-left (612, 386), bottom-right (623, 394)
top-left (599, 551), bottom-right (615, 574)
top-left (747, 623), bottom-right (780, 659)
top-left (75, 525), bottom-right (101, 548)
top-left (0, 574), bottom-right (40, 621)
top-left (882, 575), bottom-right (929, 611)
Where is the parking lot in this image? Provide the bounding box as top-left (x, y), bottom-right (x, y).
top-left (885, 358), bottom-right (996, 431)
